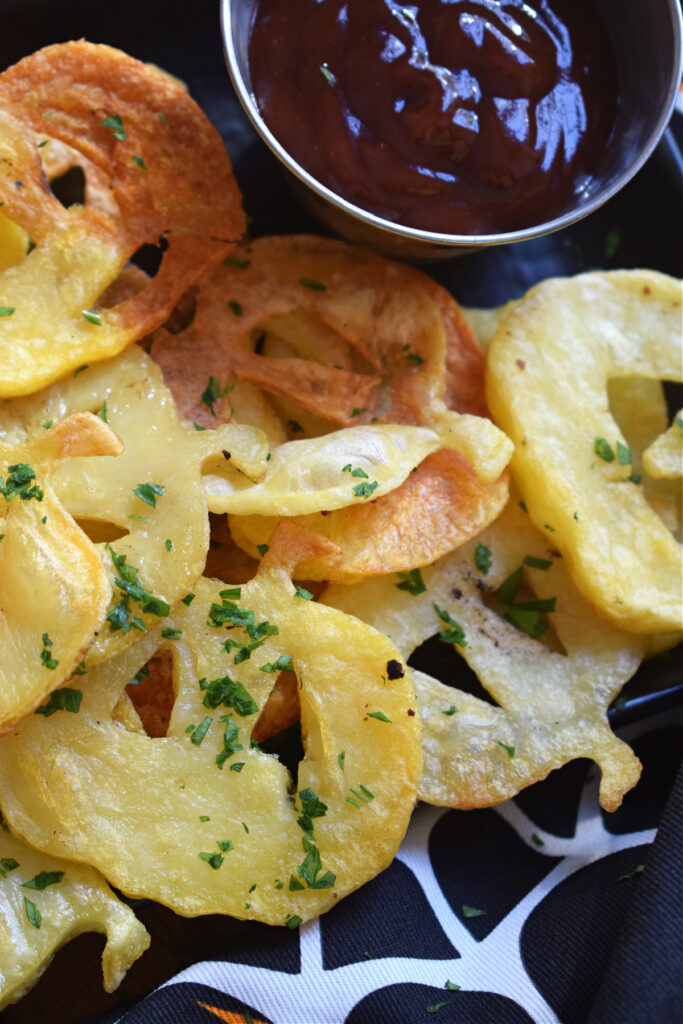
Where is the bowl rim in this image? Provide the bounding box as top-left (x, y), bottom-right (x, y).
top-left (220, 0), bottom-right (683, 248)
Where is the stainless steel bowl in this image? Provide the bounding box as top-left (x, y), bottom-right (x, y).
top-left (221, 0), bottom-right (683, 260)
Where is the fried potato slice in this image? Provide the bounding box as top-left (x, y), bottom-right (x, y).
top-left (486, 270), bottom-right (682, 634)
top-left (323, 499), bottom-right (646, 812)
top-left (643, 410), bottom-right (683, 481)
top-left (0, 42), bottom-right (244, 396)
top-left (0, 533), bottom-right (421, 924)
top-left (0, 210), bottom-right (29, 273)
top-left (207, 424), bottom-right (442, 516)
top-left (149, 235), bottom-right (511, 483)
top-left (0, 346), bottom-right (268, 667)
top-left (0, 412), bottom-right (121, 732)
top-left (0, 816), bottom-right (150, 1008)
top-left (229, 450), bottom-right (509, 582)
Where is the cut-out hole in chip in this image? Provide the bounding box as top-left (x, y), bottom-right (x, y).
top-left (74, 519), bottom-right (129, 545)
top-left (408, 635), bottom-right (500, 708)
top-left (49, 165), bottom-right (86, 208)
top-left (126, 648), bottom-right (175, 738)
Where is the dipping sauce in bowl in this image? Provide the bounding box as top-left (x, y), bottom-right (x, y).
top-left (248, 0), bottom-right (618, 235)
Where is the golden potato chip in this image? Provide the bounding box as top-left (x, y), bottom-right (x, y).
top-left (1, 346), bottom-right (268, 667)
top-left (323, 499), bottom-right (646, 812)
top-left (643, 410), bottom-right (683, 481)
top-left (0, 413), bottom-right (120, 732)
top-left (206, 424), bottom-right (442, 517)
top-left (0, 538), bottom-right (420, 923)
top-left (149, 235), bottom-right (512, 483)
top-left (229, 450), bottom-right (509, 582)
top-left (486, 270), bottom-right (682, 634)
top-left (0, 210), bottom-right (29, 273)
top-left (0, 815), bottom-right (150, 1008)
top-left (0, 42), bottom-right (245, 397)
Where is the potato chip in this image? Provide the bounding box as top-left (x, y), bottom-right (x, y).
top-left (0, 531), bottom-right (420, 923)
top-left (149, 235), bottom-right (512, 484)
top-left (643, 410), bottom-right (683, 481)
top-left (323, 499), bottom-right (646, 812)
top-left (486, 270), bottom-right (682, 634)
top-left (206, 424), bottom-right (442, 517)
top-left (229, 450), bottom-right (509, 582)
top-left (1, 346), bottom-right (268, 667)
top-left (0, 42), bottom-right (245, 396)
top-left (0, 413), bottom-right (120, 732)
top-left (0, 816), bottom-right (149, 1008)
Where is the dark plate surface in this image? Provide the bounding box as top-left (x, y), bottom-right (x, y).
top-left (1, 2), bottom-right (681, 1022)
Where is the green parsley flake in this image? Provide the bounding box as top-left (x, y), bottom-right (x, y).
top-left (443, 705), bottom-right (458, 716)
top-left (200, 376), bottom-right (229, 416)
top-left (133, 482), bottom-right (165, 508)
top-left (0, 858), bottom-right (19, 878)
top-left (0, 463), bottom-right (44, 503)
top-left (35, 688), bottom-right (82, 717)
top-left (73, 660), bottom-right (87, 676)
top-left (132, 155), bottom-right (147, 170)
top-left (216, 714), bottom-right (243, 769)
top-left (217, 840), bottom-right (234, 852)
top-left (181, 593), bottom-right (195, 606)
top-left (165, 538), bottom-right (173, 551)
top-left (498, 566), bottom-right (523, 604)
top-left (101, 113), bottom-right (127, 140)
top-left (287, 420), bottom-right (304, 433)
top-left (299, 277), bottom-right (326, 291)
top-left (157, 112), bottom-right (168, 126)
top-left (200, 675), bottom-right (258, 716)
top-left (161, 627), bottom-right (182, 640)
top-left (531, 833), bottom-right (544, 847)
top-left (474, 543), bottom-right (492, 575)
top-left (198, 851), bottom-right (224, 870)
top-left (294, 585), bottom-right (313, 600)
top-left (275, 879), bottom-right (284, 889)
top-left (338, 751), bottom-right (346, 772)
top-left (0, 306), bottom-right (16, 317)
top-left (497, 740), bottom-right (515, 758)
top-left (524, 555), bottom-right (552, 570)
top-left (433, 604), bottom-right (467, 647)
top-left (39, 632), bottom-right (59, 671)
top-left (260, 654), bottom-right (294, 673)
top-left (223, 255), bottom-right (251, 269)
top-left (82, 309), bottom-right (102, 326)
top-left (22, 870), bottom-right (64, 891)
top-left (616, 440), bottom-right (632, 466)
top-left (99, 401), bottom-right (108, 423)
top-left (367, 710), bottom-right (391, 723)
top-left (228, 299), bottom-right (243, 316)
top-left (24, 897), bottom-right (41, 929)
top-left (518, 500), bottom-right (528, 513)
top-left (394, 568), bottom-right (426, 595)
top-left (445, 980), bottom-right (461, 991)
top-left (426, 1003), bottom-right (448, 1014)
top-left (256, 543), bottom-right (270, 557)
top-left (199, 815), bottom-right (210, 822)
top-left (628, 472), bottom-right (642, 485)
top-left (618, 863), bottom-right (645, 881)
top-left (405, 351), bottom-right (425, 365)
top-left (353, 480), bottom-right (379, 498)
top-left (230, 762), bottom-right (245, 773)
top-left (285, 914), bottom-right (302, 929)
top-left (594, 437), bottom-right (615, 462)
top-left (350, 407), bottom-right (366, 417)
top-left (242, 822), bottom-right (250, 833)
top-left (320, 62), bottom-right (336, 85)
top-left (73, 364), bottom-right (88, 376)
top-left (190, 716), bottom-right (213, 746)
top-left (462, 904), bottom-right (486, 918)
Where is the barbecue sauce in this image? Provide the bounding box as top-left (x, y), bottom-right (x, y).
top-left (249, 0), bottom-right (618, 234)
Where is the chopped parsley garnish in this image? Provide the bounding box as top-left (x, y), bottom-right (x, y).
top-left (675, 415), bottom-right (683, 431)
top-left (260, 654), bottom-right (293, 673)
top-left (294, 585), bottom-right (313, 600)
top-left (157, 112), bottom-right (168, 126)
top-left (518, 500), bottom-right (528, 513)
top-left (74, 364), bottom-right (89, 376)
top-left (181, 593), bottom-right (195, 606)
top-left (297, 787), bottom-right (328, 833)
top-left (0, 306), bottom-right (16, 317)
top-left (0, 811), bottom-right (10, 833)
top-left (287, 420), bottom-right (304, 434)
top-left (132, 155), bottom-right (147, 170)
top-left (200, 375), bottom-right (229, 416)
top-left (189, 716), bottom-right (213, 746)
top-left (22, 870), bottom-right (64, 891)
top-left (42, 420), bottom-right (53, 430)
top-left (199, 815), bottom-right (210, 822)
top-left (0, 463), bottom-right (43, 503)
top-left (216, 714), bottom-right (243, 769)
top-left (199, 851), bottom-right (223, 870)
top-left (443, 705), bottom-right (458, 716)
top-left (352, 480), bottom-right (379, 498)
top-left (99, 401), bottom-right (108, 423)
top-left (223, 255), bottom-right (251, 269)
top-left (0, 858), bottom-right (19, 877)
top-left (275, 878), bottom-right (284, 889)
top-left (24, 897), bottom-right (41, 929)
top-left (105, 544), bottom-right (170, 632)
top-left (616, 441), bottom-right (632, 465)
top-left (200, 675), bottom-right (258, 716)
top-left (165, 538), bottom-right (173, 551)
top-left (242, 822), bottom-right (250, 833)
top-left (230, 762), bottom-right (245, 773)
top-left (338, 751), bottom-right (346, 772)
top-left (498, 566), bottom-right (523, 604)
top-left (285, 914), bottom-right (302, 929)
top-left (594, 437), bottom-right (615, 462)
top-left (395, 568), bottom-right (426, 595)
top-left (445, 980), bottom-right (461, 991)
top-left (101, 113), bottom-right (126, 140)
top-left (161, 627), bottom-right (182, 640)
top-left (133, 482), bottom-right (165, 508)
top-left (289, 874), bottom-right (305, 891)
top-left (474, 544), bottom-right (492, 575)
top-left (497, 741), bottom-right (515, 758)
top-left (299, 277), bottom-right (326, 291)
top-left (628, 472), bottom-right (642, 485)
top-left (433, 604), bottom-right (467, 647)
top-left (531, 833), bottom-right (544, 847)
top-left (40, 632), bottom-right (58, 670)
top-left (320, 62), bottom-right (336, 85)
top-left (367, 710), bottom-right (392, 723)
top-left (127, 513), bottom-right (147, 523)
top-left (228, 299), bottom-right (243, 316)
top-left (350, 407), bottom-right (366, 417)
top-left (208, 593), bottom-right (278, 662)
top-left (462, 904), bottom-right (486, 918)
top-left (524, 555), bottom-right (552, 570)
top-left (73, 660), bottom-right (87, 676)
top-left (618, 863), bottom-right (645, 881)
top-left (217, 840), bottom-right (234, 852)
top-left (35, 688), bottom-right (82, 717)
top-left (81, 309), bottom-right (102, 326)
top-left (426, 1003), bottom-right (448, 1014)
top-left (256, 544), bottom-right (270, 557)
